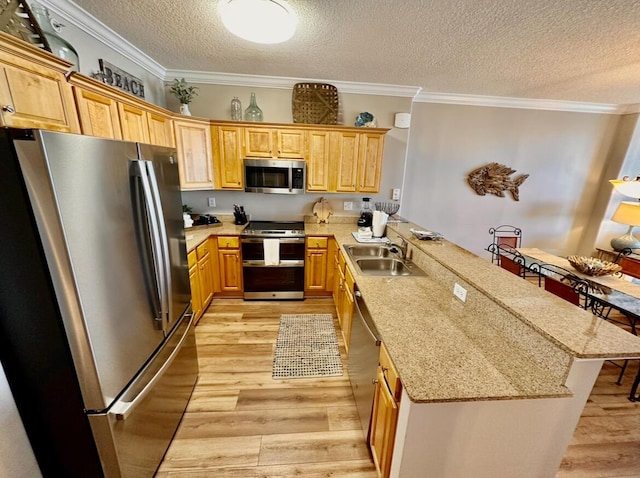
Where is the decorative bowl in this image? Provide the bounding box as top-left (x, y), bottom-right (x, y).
top-left (566, 255), bottom-right (622, 276)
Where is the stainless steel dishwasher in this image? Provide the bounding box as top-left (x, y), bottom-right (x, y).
top-left (348, 288), bottom-right (382, 441)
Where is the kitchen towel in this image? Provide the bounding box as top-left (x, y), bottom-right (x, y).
top-left (263, 239), bottom-right (280, 265)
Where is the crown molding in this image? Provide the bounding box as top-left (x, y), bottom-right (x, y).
top-left (38, 0), bottom-right (166, 79)
top-left (414, 91), bottom-right (625, 114)
top-left (37, 1), bottom-right (637, 113)
top-left (164, 70), bottom-right (422, 97)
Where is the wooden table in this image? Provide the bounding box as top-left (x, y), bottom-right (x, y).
top-left (518, 248), bottom-right (640, 401)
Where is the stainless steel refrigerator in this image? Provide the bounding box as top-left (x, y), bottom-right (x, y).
top-left (0, 128), bottom-right (199, 477)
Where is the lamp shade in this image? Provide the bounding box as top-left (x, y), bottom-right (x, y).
top-left (611, 201), bottom-right (640, 226)
top-left (610, 179), bottom-right (640, 199)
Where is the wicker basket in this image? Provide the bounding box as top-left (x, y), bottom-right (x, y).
top-left (0, 0), bottom-right (50, 50)
top-left (292, 83), bottom-right (338, 125)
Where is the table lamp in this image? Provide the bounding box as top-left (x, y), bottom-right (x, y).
top-left (610, 179), bottom-right (640, 198)
top-left (610, 201), bottom-right (640, 251)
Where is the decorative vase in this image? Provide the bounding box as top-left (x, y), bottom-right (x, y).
top-left (31, 5), bottom-right (80, 71)
top-left (231, 96), bottom-right (242, 121)
top-left (244, 92), bottom-right (263, 122)
top-left (180, 103), bottom-right (191, 116)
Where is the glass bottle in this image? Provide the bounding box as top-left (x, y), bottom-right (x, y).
top-left (31, 4), bottom-right (80, 71)
top-left (231, 96), bottom-right (242, 121)
top-left (244, 92), bottom-right (263, 122)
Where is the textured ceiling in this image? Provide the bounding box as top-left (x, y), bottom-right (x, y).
top-left (71, 0), bottom-right (640, 105)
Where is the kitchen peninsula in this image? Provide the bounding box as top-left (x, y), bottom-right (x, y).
top-left (186, 218), bottom-right (640, 478)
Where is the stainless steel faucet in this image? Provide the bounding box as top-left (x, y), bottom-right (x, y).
top-left (389, 237), bottom-right (408, 259)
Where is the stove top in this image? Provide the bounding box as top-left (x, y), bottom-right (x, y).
top-left (241, 220), bottom-right (306, 237)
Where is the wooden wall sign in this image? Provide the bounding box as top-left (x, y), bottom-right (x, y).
top-left (95, 59), bottom-right (145, 99)
top-left (467, 162), bottom-right (529, 201)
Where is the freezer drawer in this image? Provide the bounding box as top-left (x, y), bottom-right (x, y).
top-left (88, 312), bottom-right (198, 478)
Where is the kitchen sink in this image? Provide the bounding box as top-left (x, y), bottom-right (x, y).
top-left (344, 245), bottom-right (394, 258)
top-left (345, 244), bottom-right (427, 277)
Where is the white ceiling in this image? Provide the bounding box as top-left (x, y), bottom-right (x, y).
top-left (66, 0), bottom-right (640, 106)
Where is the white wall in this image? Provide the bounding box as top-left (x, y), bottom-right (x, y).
top-left (180, 85), bottom-right (413, 220)
top-left (37, 1), bottom-right (166, 105)
top-left (402, 102), bottom-right (622, 257)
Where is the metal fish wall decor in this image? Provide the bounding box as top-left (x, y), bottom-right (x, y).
top-left (467, 162), bottom-right (529, 201)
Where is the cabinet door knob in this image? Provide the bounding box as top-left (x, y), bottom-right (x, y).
top-left (2, 105), bottom-right (15, 114)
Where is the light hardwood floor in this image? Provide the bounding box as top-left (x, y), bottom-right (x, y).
top-left (156, 299), bottom-right (640, 477)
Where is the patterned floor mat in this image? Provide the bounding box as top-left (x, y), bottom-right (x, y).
top-left (272, 314), bottom-right (343, 379)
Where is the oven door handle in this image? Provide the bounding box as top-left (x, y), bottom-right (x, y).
top-left (241, 237), bottom-right (305, 244)
top-left (242, 260), bottom-right (304, 267)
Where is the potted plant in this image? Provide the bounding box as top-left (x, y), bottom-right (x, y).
top-left (169, 78), bottom-right (198, 115)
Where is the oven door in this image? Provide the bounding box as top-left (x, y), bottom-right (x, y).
top-left (242, 237), bottom-right (305, 299)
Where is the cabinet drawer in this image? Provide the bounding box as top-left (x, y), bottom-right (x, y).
top-left (380, 343), bottom-right (402, 401)
top-left (187, 250), bottom-right (197, 268)
top-left (307, 236), bottom-right (328, 249)
top-left (217, 236), bottom-right (240, 249)
top-left (196, 239), bottom-right (210, 258)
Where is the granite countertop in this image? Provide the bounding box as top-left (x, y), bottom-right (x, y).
top-left (183, 217), bottom-right (640, 404)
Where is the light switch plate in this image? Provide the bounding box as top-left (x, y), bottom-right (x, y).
top-left (392, 188), bottom-right (401, 200)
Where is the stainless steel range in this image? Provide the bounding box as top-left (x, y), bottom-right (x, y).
top-left (241, 221), bottom-right (306, 299)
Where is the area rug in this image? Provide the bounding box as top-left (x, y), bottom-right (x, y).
top-left (272, 314), bottom-right (343, 379)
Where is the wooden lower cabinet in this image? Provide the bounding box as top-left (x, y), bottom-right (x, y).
top-left (370, 343), bottom-right (402, 478)
top-left (333, 246), bottom-right (355, 352)
top-left (196, 239), bottom-right (215, 311)
top-left (216, 236), bottom-right (243, 296)
top-left (305, 236), bottom-right (333, 296)
top-left (188, 250), bottom-right (203, 321)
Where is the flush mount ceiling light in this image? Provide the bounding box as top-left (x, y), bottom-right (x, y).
top-left (218, 0), bottom-right (297, 44)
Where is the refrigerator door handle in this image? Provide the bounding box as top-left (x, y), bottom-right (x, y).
top-left (134, 160), bottom-right (166, 328)
top-left (144, 160), bottom-right (173, 334)
top-left (109, 313), bottom-right (194, 421)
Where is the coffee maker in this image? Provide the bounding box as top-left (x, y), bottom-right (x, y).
top-left (357, 197), bottom-right (373, 228)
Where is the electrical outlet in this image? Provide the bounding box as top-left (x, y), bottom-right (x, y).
top-left (453, 283), bottom-right (467, 302)
top-left (207, 197), bottom-right (216, 208)
top-left (343, 201), bottom-right (353, 211)
top-left (392, 188), bottom-right (401, 201)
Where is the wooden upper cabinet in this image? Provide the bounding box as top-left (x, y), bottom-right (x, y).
top-left (73, 87), bottom-right (122, 139)
top-left (213, 125), bottom-right (244, 189)
top-left (210, 120), bottom-right (388, 193)
top-left (69, 72), bottom-right (175, 147)
top-left (358, 131), bottom-right (385, 193)
top-left (118, 102), bottom-right (150, 143)
top-left (276, 129), bottom-right (305, 158)
top-left (147, 112), bottom-right (175, 148)
top-left (174, 118), bottom-right (213, 189)
top-left (334, 131), bottom-right (359, 192)
top-left (306, 130), bottom-right (331, 191)
top-left (244, 127), bottom-right (273, 157)
top-left (244, 127), bottom-right (305, 158)
top-left (0, 32), bottom-right (79, 133)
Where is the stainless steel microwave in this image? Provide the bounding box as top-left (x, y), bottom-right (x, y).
top-left (244, 158), bottom-right (306, 194)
